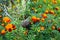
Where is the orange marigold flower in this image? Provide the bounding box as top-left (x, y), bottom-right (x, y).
top-left (36, 18), bottom-right (40, 22)
top-left (42, 13), bottom-right (47, 18)
top-left (3, 17), bottom-right (11, 23)
top-left (49, 10), bottom-right (55, 14)
top-left (52, 0), bottom-right (57, 4)
top-left (55, 7), bottom-right (59, 10)
top-left (40, 26), bottom-right (45, 31)
top-left (1, 30), bottom-right (6, 35)
top-left (52, 26), bottom-right (56, 30)
top-left (41, 18), bottom-right (45, 22)
top-left (45, 10), bottom-right (49, 14)
top-left (5, 24), bottom-right (13, 32)
top-left (32, 16), bottom-right (37, 23)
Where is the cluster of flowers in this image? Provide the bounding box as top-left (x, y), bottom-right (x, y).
top-left (0, 15), bottom-right (16, 35)
top-left (31, 8), bottom-right (60, 32)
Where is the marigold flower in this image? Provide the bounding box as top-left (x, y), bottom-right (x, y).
top-left (42, 13), bottom-right (47, 18)
top-left (52, 26), bottom-right (56, 30)
top-left (40, 26), bottom-right (45, 31)
top-left (1, 30), bottom-right (6, 35)
top-left (36, 18), bottom-right (40, 22)
top-left (5, 24), bottom-right (13, 32)
top-left (41, 18), bottom-right (45, 22)
top-left (32, 16), bottom-right (37, 23)
top-left (3, 17), bottom-right (11, 23)
top-left (5, 24), bottom-right (16, 32)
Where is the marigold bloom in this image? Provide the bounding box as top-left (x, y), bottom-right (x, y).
top-left (40, 26), bottom-right (45, 31)
top-left (5, 24), bottom-right (13, 32)
top-left (42, 14), bottom-right (47, 18)
top-left (5, 24), bottom-right (16, 32)
top-left (1, 30), bottom-right (6, 35)
top-left (32, 16), bottom-right (37, 23)
top-left (3, 17), bottom-right (11, 23)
